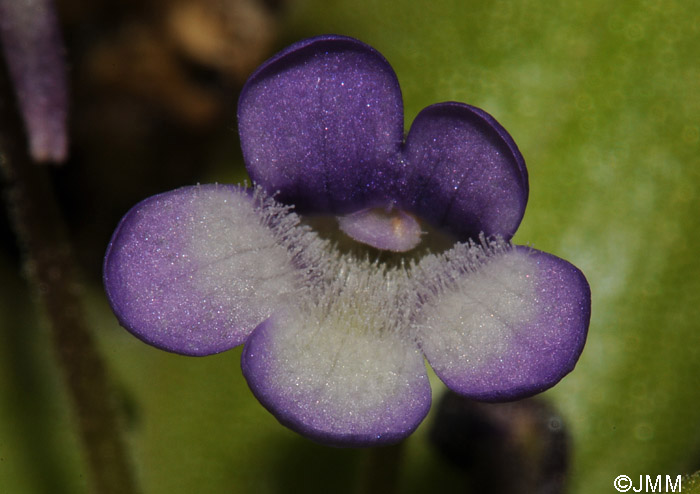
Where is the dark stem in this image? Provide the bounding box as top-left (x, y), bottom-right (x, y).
top-left (0, 62), bottom-right (139, 493)
top-left (359, 442), bottom-right (405, 494)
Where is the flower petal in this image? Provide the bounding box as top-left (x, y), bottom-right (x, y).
top-left (238, 35), bottom-right (404, 214)
top-left (416, 244), bottom-right (590, 401)
top-left (403, 102), bottom-right (528, 241)
top-left (103, 185), bottom-right (310, 356)
top-left (241, 312), bottom-right (431, 447)
top-left (241, 258), bottom-right (431, 446)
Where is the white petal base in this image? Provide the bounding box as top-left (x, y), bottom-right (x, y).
top-left (415, 242), bottom-right (590, 401)
top-left (242, 259), bottom-right (431, 446)
top-left (104, 185), bottom-right (322, 355)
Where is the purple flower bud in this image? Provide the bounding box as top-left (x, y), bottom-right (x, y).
top-left (430, 392), bottom-right (569, 494)
top-left (0, 0), bottom-right (68, 162)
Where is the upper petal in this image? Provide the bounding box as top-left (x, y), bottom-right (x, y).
top-left (103, 185), bottom-right (313, 356)
top-left (416, 243), bottom-right (590, 401)
top-left (238, 35), bottom-right (405, 214)
top-left (403, 102), bottom-right (528, 241)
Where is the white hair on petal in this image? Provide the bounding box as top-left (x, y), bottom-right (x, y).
top-left (259, 253), bottom-right (426, 431)
top-left (242, 185), bottom-right (417, 336)
top-left (301, 254), bottom-right (413, 339)
top-left (411, 235), bottom-right (541, 375)
top-left (249, 185), bottom-right (334, 279)
top-left (243, 188), bottom-right (430, 426)
top-left (183, 184), bottom-right (336, 335)
top-left (410, 234), bottom-right (512, 298)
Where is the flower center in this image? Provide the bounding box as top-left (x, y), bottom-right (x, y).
top-left (337, 207), bottom-right (423, 252)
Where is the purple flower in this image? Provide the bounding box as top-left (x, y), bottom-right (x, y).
top-left (103, 35), bottom-right (591, 447)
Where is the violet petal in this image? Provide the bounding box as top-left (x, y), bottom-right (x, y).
top-left (103, 185), bottom-right (308, 356)
top-left (0, 0), bottom-right (68, 162)
top-left (238, 34), bottom-right (404, 214)
top-left (417, 245), bottom-right (590, 401)
top-left (241, 310), bottom-right (431, 447)
top-left (403, 102), bottom-right (528, 241)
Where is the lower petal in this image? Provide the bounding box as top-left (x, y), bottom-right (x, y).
top-left (241, 302), bottom-right (431, 447)
top-left (103, 185), bottom-right (314, 356)
top-left (416, 244), bottom-right (590, 401)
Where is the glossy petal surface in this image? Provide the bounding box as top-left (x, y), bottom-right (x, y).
top-left (418, 245), bottom-right (590, 401)
top-left (242, 311), bottom-right (431, 447)
top-left (104, 185), bottom-right (304, 356)
top-left (404, 102), bottom-right (528, 241)
top-left (238, 35), bottom-right (404, 214)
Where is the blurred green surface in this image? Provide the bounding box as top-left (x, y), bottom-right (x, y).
top-left (2, 0), bottom-right (700, 492)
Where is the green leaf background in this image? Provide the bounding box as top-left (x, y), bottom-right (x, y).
top-left (2, 0), bottom-right (699, 492)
